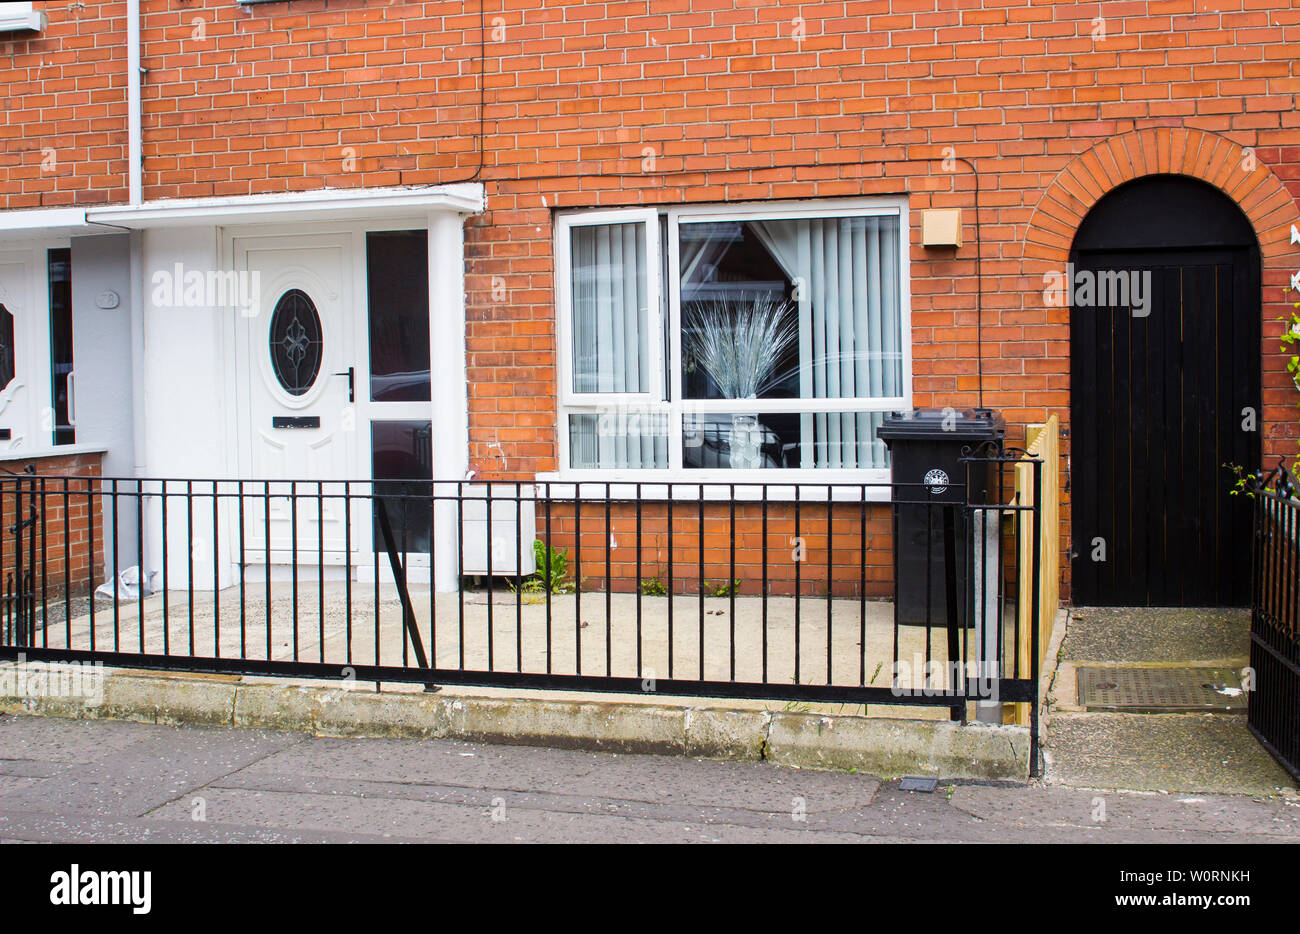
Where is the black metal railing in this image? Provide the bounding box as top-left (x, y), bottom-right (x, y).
top-left (1247, 460), bottom-right (1300, 779)
top-left (0, 457), bottom-right (1043, 761)
top-left (0, 476), bottom-right (37, 648)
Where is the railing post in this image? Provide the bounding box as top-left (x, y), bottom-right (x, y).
top-left (942, 500), bottom-right (962, 721)
top-left (6, 473), bottom-right (39, 649)
top-left (11, 477), bottom-right (25, 647)
top-left (1029, 458), bottom-right (1043, 778)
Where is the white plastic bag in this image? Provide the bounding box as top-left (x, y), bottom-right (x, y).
top-left (95, 566), bottom-right (159, 601)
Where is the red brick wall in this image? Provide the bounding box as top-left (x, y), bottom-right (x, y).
top-left (0, 2), bottom-right (129, 207)
top-left (539, 500), bottom-right (896, 598)
top-left (5, 1), bottom-right (1300, 600)
top-left (0, 453), bottom-right (106, 599)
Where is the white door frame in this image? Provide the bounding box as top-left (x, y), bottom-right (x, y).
top-left (220, 213), bottom-right (470, 590)
top-left (0, 239), bottom-right (68, 453)
top-left (354, 223), bottom-right (435, 580)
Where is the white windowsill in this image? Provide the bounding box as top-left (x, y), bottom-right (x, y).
top-left (0, 444), bottom-right (109, 465)
top-left (530, 472), bottom-right (894, 503)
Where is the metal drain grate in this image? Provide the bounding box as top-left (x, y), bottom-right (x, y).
top-left (899, 776), bottom-right (938, 793)
top-left (1077, 667), bottom-right (1246, 712)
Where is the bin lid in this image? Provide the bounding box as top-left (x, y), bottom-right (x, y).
top-left (876, 407), bottom-right (1006, 443)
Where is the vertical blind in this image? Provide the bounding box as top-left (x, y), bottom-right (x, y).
top-left (569, 222), bottom-right (666, 468)
top-left (570, 222), bottom-right (649, 394)
top-left (752, 215), bottom-right (901, 468)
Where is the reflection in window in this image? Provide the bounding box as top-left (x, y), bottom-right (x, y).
top-left (680, 216), bottom-right (900, 469)
top-left (683, 412), bottom-right (888, 470)
top-left (48, 248), bottom-right (74, 444)
top-left (367, 231), bottom-right (430, 403)
top-left (679, 218), bottom-right (903, 400)
top-left (0, 303), bottom-right (12, 392)
top-left (371, 420), bottom-right (433, 554)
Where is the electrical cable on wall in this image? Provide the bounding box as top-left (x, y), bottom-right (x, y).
top-left (480, 159), bottom-right (987, 411)
top-left (444, 8), bottom-right (987, 410)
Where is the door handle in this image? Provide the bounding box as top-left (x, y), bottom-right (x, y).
top-left (333, 366), bottom-right (354, 403)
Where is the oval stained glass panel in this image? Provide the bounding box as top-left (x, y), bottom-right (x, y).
top-left (268, 289), bottom-right (323, 396)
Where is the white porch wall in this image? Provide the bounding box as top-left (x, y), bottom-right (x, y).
top-left (0, 188), bottom-right (481, 599)
top-left (138, 226), bottom-right (238, 592)
top-left (430, 210), bottom-right (470, 593)
top-left (129, 209), bottom-right (476, 595)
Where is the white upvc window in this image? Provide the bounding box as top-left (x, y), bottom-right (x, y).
top-left (554, 197), bottom-right (911, 483)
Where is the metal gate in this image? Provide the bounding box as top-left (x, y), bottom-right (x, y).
top-left (0, 474), bottom-right (38, 649)
top-left (1246, 462), bottom-right (1300, 779)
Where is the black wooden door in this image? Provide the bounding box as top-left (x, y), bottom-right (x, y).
top-left (1071, 248), bottom-right (1260, 606)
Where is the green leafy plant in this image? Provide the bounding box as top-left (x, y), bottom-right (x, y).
top-left (639, 577), bottom-right (667, 596)
top-left (1278, 293), bottom-right (1300, 472)
top-left (514, 540), bottom-right (574, 594)
top-left (1224, 462), bottom-right (1257, 499)
top-left (1226, 295), bottom-right (1300, 483)
top-left (706, 579), bottom-right (741, 598)
top-left (1283, 307), bottom-right (1300, 389)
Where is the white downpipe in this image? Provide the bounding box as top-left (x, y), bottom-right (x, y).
top-left (127, 0), bottom-right (141, 205)
top-left (126, 2), bottom-right (148, 579)
top-left (129, 229), bottom-right (151, 583)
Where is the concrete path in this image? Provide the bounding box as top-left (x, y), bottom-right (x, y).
top-left (1043, 607), bottom-right (1294, 796)
top-left (1, 713), bottom-right (1295, 843)
top-left (39, 586), bottom-right (977, 696)
top-left (1061, 607), bottom-right (1250, 664)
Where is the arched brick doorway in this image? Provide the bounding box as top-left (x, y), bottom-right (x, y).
top-left (1068, 175), bottom-right (1261, 606)
top-left (1021, 127), bottom-right (1300, 605)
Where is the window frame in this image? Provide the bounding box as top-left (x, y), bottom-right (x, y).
top-left (555, 208), bottom-right (665, 408)
top-left (551, 197), bottom-right (912, 486)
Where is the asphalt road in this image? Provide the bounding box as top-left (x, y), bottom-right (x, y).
top-left (0, 713), bottom-right (1296, 843)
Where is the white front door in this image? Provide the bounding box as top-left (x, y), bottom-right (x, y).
top-left (0, 248), bottom-right (53, 452)
top-left (234, 233), bottom-right (357, 561)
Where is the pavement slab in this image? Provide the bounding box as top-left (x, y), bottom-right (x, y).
top-left (950, 783), bottom-right (1300, 837)
top-left (1, 714), bottom-right (1296, 843)
top-left (1043, 712), bottom-right (1294, 796)
top-left (225, 734), bottom-right (881, 813)
top-left (0, 715), bottom-right (303, 817)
